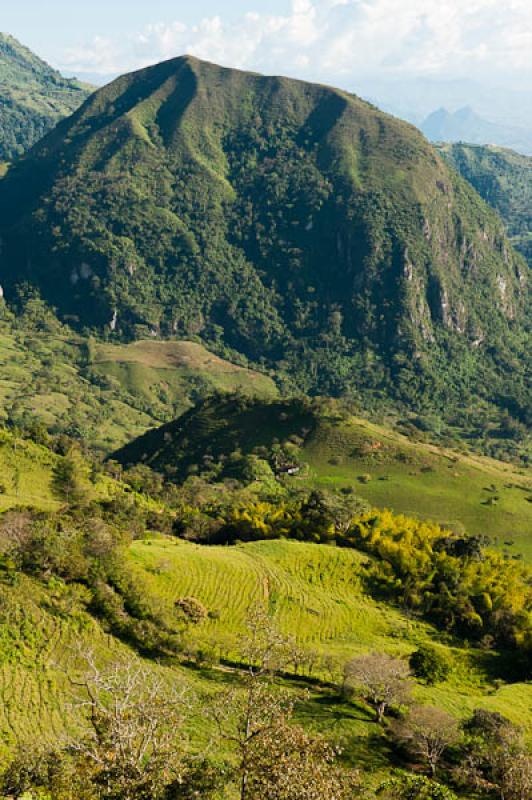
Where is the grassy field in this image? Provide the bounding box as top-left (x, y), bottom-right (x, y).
top-left (0, 430), bottom-right (59, 512)
top-left (118, 396), bottom-right (532, 560)
top-left (0, 535), bottom-right (529, 780)
top-left (130, 537), bottom-right (532, 731)
top-left (0, 327), bottom-right (277, 452)
top-left (92, 339), bottom-right (277, 426)
top-left (302, 416), bottom-right (532, 559)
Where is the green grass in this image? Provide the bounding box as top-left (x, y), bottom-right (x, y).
top-left (0, 430), bottom-right (59, 511)
top-left (129, 537), bottom-right (532, 731)
top-left (116, 396), bottom-right (532, 560)
top-left (92, 339), bottom-right (277, 423)
top-left (302, 416), bottom-right (532, 559)
top-left (0, 323), bottom-right (277, 453)
top-left (1, 535), bottom-right (529, 779)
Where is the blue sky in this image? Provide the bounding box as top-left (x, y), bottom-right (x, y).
top-left (3, 0), bottom-right (532, 96)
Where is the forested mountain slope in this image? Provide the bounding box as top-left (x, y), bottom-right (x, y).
top-left (0, 33), bottom-right (92, 161)
top-left (439, 143), bottom-right (532, 267)
top-left (0, 55), bottom-right (529, 424)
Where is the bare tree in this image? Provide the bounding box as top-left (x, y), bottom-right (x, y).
top-left (459, 709), bottom-right (532, 800)
top-left (69, 652), bottom-right (190, 800)
top-left (210, 609), bottom-right (356, 800)
top-left (390, 705), bottom-right (460, 777)
top-left (344, 652), bottom-right (413, 723)
top-left (500, 752), bottom-right (532, 800)
top-left (245, 718), bottom-right (357, 800)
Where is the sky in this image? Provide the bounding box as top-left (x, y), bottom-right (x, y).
top-left (3, 1), bottom-right (532, 106)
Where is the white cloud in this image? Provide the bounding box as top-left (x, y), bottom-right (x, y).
top-left (59, 0), bottom-right (532, 87)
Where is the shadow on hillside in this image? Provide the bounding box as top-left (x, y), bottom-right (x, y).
top-left (296, 692), bottom-right (396, 770)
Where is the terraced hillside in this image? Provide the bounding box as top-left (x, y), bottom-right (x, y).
top-left (130, 536), bottom-right (532, 729)
top-left (0, 535), bottom-right (530, 770)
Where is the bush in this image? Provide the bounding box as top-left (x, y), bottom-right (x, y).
top-left (409, 644), bottom-right (452, 684)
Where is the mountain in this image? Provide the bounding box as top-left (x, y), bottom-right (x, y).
top-left (421, 107), bottom-right (532, 156)
top-left (353, 77), bottom-right (532, 133)
top-left (0, 32), bottom-right (93, 161)
top-left (0, 55), bottom-right (529, 424)
top-left (438, 143), bottom-right (532, 267)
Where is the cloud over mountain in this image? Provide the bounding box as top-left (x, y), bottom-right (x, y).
top-left (59, 0), bottom-right (532, 87)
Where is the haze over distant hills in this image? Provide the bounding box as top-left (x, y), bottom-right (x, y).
top-left (421, 107), bottom-right (532, 157)
top-left (0, 32), bottom-right (93, 161)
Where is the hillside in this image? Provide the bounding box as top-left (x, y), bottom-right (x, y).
top-left (0, 33), bottom-right (93, 161)
top-left (113, 396), bottom-right (532, 560)
top-left (421, 107), bottom-right (532, 156)
top-left (1, 537), bottom-right (530, 770)
top-left (0, 55), bottom-right (529, 431)
top-left (439, 143), bottom-right (532, 267)
top-left (0, 298), bottom-right (276, 452)
top-left (0, 418), bottom-right (530, 796)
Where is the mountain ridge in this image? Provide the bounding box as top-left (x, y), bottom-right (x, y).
top-left (0, 55), bottom-right (529, 424)
top-left (438, 142), bottom-right (532, 267)
top-left (421, 106), bottom-right (532, 156)
top-left (0, 32), bottom-right (93, 161)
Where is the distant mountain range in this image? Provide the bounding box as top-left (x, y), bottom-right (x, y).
top-left (421, 107), bottom-right (532, 156)
top-left (0, 32), bottom-right (93, 161)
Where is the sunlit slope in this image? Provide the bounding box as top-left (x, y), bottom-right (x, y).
top-left (130, 536), bottom-right (532, 728)
top-left (114, 397), bottom-right (532, 558)
top-left (0, 321), bottom-right (276, 452)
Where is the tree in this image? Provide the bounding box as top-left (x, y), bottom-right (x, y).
top-left (390, 705), bottom-right (460, 777)
top-left (409, 645), bottom-right (452, 685)
top-left (68, 653), bottom-right (190, 800)
top-left (343, 652), bottom-right (413, 723)
top-left (52, 451), bottom-right (89, 505)
top-left (378, 774), bottom-right (458, 800)
top-left (244, 718), bottom-right (355, 800)
top-left (210, 609), bottom-right (356, 800)
top-left (460, 710), bottom-right (532, 800)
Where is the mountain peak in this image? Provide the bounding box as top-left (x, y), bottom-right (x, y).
top-left (0, 56), bottom-right (528, 418)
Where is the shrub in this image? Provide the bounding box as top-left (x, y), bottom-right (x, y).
top-left (175, 596), bottom-right (209, 624)
top-left (409, 645), bottom-right (452, 684)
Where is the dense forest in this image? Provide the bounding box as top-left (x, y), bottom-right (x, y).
top-left (0, 33), bottom-right (92, 161)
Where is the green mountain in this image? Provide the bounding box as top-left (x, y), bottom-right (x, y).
top-left (0, 56), bottom-right (530, 425)
top-left (0, 33), bottom-right (93, 161)
top-left (438, 143), bottom-right (532, 267)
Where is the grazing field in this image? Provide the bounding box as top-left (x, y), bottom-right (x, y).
top-left (1, 535), bottom-right (530, 776)
top-left (93, 339), bottom-right (277, 424)
top-left (0, 327), bottom-right (277, 452)
top-left (117, 396), bottom-right (532, 560)
top-left (0, 431), bottom-right (58, 511)
top-left (302, 416), bottom-right (532, 559)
